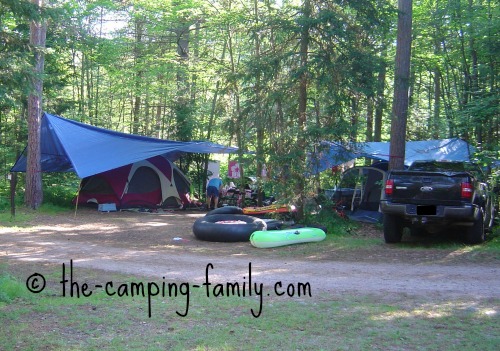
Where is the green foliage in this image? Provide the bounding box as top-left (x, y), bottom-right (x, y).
top-left (472, 148), bottom-right (500, 222)
top-left (0, 176), bottom-right (24, 212)
top-left (0, 0), bottom-right (499, 209)
top-left (0, 273), bottom-right (25, 303)
top-left (41, 173), bottom-right (80, 208)
top-left (0, 209), bottom-right (32, 223)
top-left (484, 226), bottom-right (500, 252)
top-left (303, 201), bottom-right (360, 236)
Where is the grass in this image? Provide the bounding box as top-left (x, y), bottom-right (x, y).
top-left (0, 203), bottom-right (73, 225)
top-left (0, 210), bottom-right (33, 224)
top-left (0, 263), bottom-right (498, 351)
top-left (392, 225), bottom-right (500, 261)
top-left (309, 208), bottom-right (500, 258)
top-left (0, 273), bottom-right (27, 304)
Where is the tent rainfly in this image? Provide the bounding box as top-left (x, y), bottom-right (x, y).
top-left (11, 112), bottom-right (239, 179)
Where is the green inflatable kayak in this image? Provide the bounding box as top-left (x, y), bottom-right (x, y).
top-left (250, 227), bottom-right (326, 248)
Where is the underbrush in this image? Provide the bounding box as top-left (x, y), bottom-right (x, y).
top-left (0, 173), bottom-right (78, 220)
top-left (303, 205), bottom-right (360, 236)
top-left (40, 173), bottom-right (80, 209)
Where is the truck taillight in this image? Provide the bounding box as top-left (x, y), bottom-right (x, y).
top-left (385, 179), bottom-right (394, 196)
top-left (461, 182), bottom-right (473, 199)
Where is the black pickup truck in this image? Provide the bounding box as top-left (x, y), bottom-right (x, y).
top-left (380, 160), bottom-right (495, 244)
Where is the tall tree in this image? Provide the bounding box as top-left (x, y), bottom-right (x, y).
top-left (389, 0), bottom-right (412, 170)
top-left (294, 0), bottom-right (311, 219)
top-left (253, 0), bottom-right (265, 206)
top-left (374, 58), bottom-right (387, 142)
top-left (25, 0), bottom-right (46, 209)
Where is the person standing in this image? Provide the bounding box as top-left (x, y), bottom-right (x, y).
top-left (206, 175), bottom-right (223, 209)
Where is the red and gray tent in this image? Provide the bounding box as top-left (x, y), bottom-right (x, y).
top-left (11, 112), bottom-right (238, 208)
top-left (76, 155), bottom-right (192, 209)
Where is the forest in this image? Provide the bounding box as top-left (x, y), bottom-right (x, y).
top-left (0, 0), bottom-right (498, 214)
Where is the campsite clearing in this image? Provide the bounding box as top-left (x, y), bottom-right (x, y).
top-left (1, 208), bottom-right (499, 350)
top-left (1, 208), bottom-right (498, 291)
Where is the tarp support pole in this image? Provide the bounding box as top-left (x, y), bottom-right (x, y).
top-left (74, 183), bottom-right (81, 218)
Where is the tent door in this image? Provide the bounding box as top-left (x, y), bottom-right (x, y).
top-left (122, 166), bottom-right (163, 207)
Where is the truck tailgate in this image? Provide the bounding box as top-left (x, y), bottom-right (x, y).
top-left (388, 171), bottom-right (470, 205)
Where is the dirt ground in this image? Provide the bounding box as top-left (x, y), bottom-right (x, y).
top-left (1, 207), bottom-right (499, 300)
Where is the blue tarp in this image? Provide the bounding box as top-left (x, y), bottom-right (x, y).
top-left (310, 138), bottom-right (474, 175)
top-left (11, 112), bottom-right (239, 178)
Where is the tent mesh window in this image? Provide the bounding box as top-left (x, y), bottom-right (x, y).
top-left (127, 167), bottom-right (161, 193)
top-left (81, 176), bottom-right (114, 194)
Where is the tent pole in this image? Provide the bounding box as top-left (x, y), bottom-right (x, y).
top-left (74, 182), bottom-right (81, 218)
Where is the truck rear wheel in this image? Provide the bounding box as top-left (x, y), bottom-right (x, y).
top-left (383, 214), bottom-right (403, 243)
top-left (465, 209), bottom-right (485, 245)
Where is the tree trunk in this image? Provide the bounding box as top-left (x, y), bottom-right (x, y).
top-left (374, 60), bottom-right (386, 142)
top-left (202, 43), bottom-right (226, 193)
top-left (226, 12), bottom-right (245, 198)
top-left (132, 18), bottom-right (144, 135)
top-left (350, 96), bottom-right (359, 142)
top-left (432, 64), bottom-right (441, 139)
top-left (175, 24), bottom-right (191, 141)
top-left (294, 0), bottom-right (311, 220)
top-left (467, 0), bottom-right (481, 145)
top-left (366, 97), bottom-right (374, 142)
top-left (389, 0), bottom-right (412, 171)
top-left (254, 0), bottom-right (265, 206)
top-left (79, 53), bottom-right (85, 119)
top-left (25, 0), bottom-right (46, 209)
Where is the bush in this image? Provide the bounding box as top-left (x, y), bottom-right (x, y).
top-left (303, 203), bottom-right (359, 235)
top-left (0, 173), bottom-right (79, 213)
top-left (42, 173), bottom-right (80, 208)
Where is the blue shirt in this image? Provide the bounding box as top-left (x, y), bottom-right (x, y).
top-left (207, 177), bottom-right (223, 189)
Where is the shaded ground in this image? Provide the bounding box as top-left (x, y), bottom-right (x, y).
top-left (1, 207), bottom-right (499, 299)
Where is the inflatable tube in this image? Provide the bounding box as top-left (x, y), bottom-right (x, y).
top-left (250, 227), bottom-right (326, 248)
top-left (206, 206), bottom-right (243, 216)
top-left (193, 214), bottom-right (266, 242)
